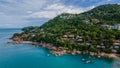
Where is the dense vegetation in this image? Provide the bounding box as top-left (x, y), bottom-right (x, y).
top-left (13, 4), bottom-right (120, 54)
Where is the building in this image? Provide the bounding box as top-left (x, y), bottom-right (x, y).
top-left (82, 19), bottom-right (90, 24)
top-left (101, 25), bottom-right (110, 29)
top-left (114, 24), bottom-right (120, 30)
top-left (113, 40), bottom-right (120, 45)
top-left (91, 18), bottom-right (100, 23)
top-left (102, 24), bottom-right (120, 30)
top-left (60, 16), bottom-right (68, 19)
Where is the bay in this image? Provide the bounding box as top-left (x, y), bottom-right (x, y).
top-left (0, 28), bottom-right (119, 68)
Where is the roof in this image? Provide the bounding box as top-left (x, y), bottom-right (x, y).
top-left (76, 36), bottom-right (83, 39)
top-left (68, 35), bottom-right (74, 38)
top-left (114, 24), bottom-right (120, 26)
top-left (114, 46), bottom-right (119, 49)
top-left (113, 40), bottom-right (120, 43)
top-left (77, 39), bottom-right (83, 42)
top-left (63, 35), bottom-right (68, 38)
top-left (112, 49), bottom-right (117, 53)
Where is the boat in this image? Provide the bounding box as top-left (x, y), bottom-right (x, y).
top-left (86, 60), bottom-right (91, 63)
top-left (47, 54), bottom-right (50, 56)
top-left (82, 58), bottom-right (85, 61)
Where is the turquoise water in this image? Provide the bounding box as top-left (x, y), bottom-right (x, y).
top-left (0, 28), bottom-right (120, 68)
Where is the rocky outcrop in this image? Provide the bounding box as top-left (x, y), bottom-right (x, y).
top-left (7, 40), bottom-right (120, 58)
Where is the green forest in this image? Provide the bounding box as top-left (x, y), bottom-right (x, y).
top-left (13, 4), bottom-right (120, 54)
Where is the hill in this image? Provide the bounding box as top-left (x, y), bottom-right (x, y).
top-left (12, 4), bottom-right (120, 55)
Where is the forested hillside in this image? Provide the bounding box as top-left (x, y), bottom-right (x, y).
top-left (13, 4), bottom-right (120, 54)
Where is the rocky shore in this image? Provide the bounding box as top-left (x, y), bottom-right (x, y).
top-left (7, 41), bottom-right (120, 58)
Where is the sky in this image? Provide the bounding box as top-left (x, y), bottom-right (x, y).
top-left (0, 0), bottom-right (120, 28)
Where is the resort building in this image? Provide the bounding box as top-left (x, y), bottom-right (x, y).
top-left (114, 24), bottom-right (120, 30)
top-left (102, 24), bottom-right (120, 30)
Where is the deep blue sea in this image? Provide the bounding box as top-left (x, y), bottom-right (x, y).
top-left (0, 28), bottom-right (120, 68)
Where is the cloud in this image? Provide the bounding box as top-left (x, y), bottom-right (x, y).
top-left (0, 0), bottom-right (50, 28)
top-left (26, 11), bottom-right (33, 14)
top-left (107, 0), bottom-right (111, 1)
top-left (0, 0), bottom-right (119, 28)
top-left (25, 4), bottom-right (95, 19)
top-left (0, 0), bottom-right (51, 16)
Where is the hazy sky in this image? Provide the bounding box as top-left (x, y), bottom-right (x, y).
top-left (0, 0), bottom-right (119, 28)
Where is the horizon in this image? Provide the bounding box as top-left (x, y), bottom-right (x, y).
top-left (0, 0), bottom-right (120, 28)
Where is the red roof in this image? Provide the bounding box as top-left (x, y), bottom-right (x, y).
top-left (113, 40), bottom-right (120, 43)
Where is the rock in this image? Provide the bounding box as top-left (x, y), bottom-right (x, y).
top-left (42, 45), bottom-right (46, 47)
top-left (51, 47), bottom-right (57, 50)
top-left (71, 51), bottom-right (76, 55)
top-left (76, 51), bottom-right (81, 54)
top-left (7, 41), bottom-right (21, 44)
top-left (90, 52), bottom-right (94, 56)
top-left (98, 56), bottom-right (101, 58)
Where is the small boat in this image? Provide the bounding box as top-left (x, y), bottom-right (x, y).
top-left (82, 58), bottom-right (85, 61)
top-left (86, 60), bottom-right (91, 63)
top-left (116, 63), bottom-right (120, 66)
top-left (98, 56), bottom-right (101, 58)
top-left (47, 54), bottom-right (50, 56)
top-left (89, 56), bottom-right (91, 58)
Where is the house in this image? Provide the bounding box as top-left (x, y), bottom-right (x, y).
top-left (22, 34), bottom-right (28, 37)
top-left (77, 39), bottom-right (83, 42)
top-left (30, 29), bottom-right (36, 33)
top-left (102, 24), bottom-right (120, 30)
top-left (82, 19), bottom-right (90, 24)
top-left (97, 45), bottom-right (101, 48)
top-left (76, 36), bottom-right (83, 39)
top-left (32, 34), bottom-right (35, 37)
top-left (60, 16), bottom-right (68, 19)
top-left (67, 14), bottom-right (75, 19)
top-left (102, 25), bottom-right (115, 29)
top-left (114, 24), bottom-right (120, 30)
top-left (91, 18), bottom-right (100, 23)
top-left (76, 36), bottom-right (83, 43)
top-left (40, 32), bottom-right (45, 34)
top-left (114, 46), bottom-right (119, 49)
top-left (70, 38), bottom-right (76, 44)
top-left (113, 40), bottom-right (120, 45)
top-left (63, 35), bottom-right (68, 38)
top-left (68, 35), bottom-right (74, 38)
top-left (101, 43), bottom-right (104, 46)
top-left (112, 49), bottom-right (117, 53)
top-left (101, 25), bottom-right (110, 29)
top-left (109, 26), bottom-right (115, 29)
top-left (113, 42), bottom-right (120, 45)
top-left (100, 46), bottom-right (105, 49)
top-left (86, 43), bottom-right (92, 46)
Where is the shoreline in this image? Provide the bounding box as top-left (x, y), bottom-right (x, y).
top-left (7, 41), bottom-right (120, 59)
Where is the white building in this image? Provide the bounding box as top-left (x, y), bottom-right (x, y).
top-left (114, 24), bottom-right (120, 30)
top-left (102, 24), bottom-right (120, 30)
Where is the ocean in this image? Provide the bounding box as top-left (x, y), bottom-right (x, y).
top-left (0, 28), bottom-right (119, 68)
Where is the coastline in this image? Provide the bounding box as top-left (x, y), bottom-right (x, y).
top-left (7, 41), bottom-right (120, 59)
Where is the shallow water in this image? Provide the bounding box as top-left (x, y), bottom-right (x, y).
top-left (0, 28), bottom-right (119, 68)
